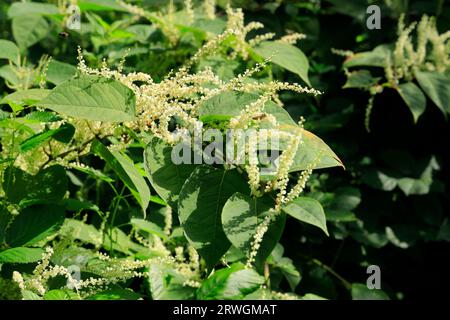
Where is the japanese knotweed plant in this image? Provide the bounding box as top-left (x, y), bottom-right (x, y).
top-left (336, 14), bottom-right (450, 131)
top-left (0, 3), bottom-right (342, 300)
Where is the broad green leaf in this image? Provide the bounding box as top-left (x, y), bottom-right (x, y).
top-left (130, 218), bottom-right (167, 240)
top-left (414, 70), bottom-right (450, 116)
top-left (343, 70), bottom-right (380, 89)
top-left (91, 140), bottom-right (150, 214)
top-left (8, 2), bottom-right (59, 18)
top-left (2, 165), bottom-right (68, 205)
top-left (397, 82), bottom-right (426, 123)
top-left (148, 262), bottom-right (196, 300)
top-left (143, 137), bottom-right (195, 208)
top-left (196, 263), bottom-right (264, 300)
top-left (44, 290), bottom-right (80, 300)
top-left (282, 197), bottom-right (328, 235)
top-left (6, 204), bottom-right (65, 247)
top-left (12, 14), bottom-right (49, 50)
top-left (0, 247), bottom-right (44, 264)
top-left (198, 91), bottom-right (296, 126)
top-left (86, 289), bottom-right (141, 300)
top-left (0, 89), bottom-right (51, 107)
top-left (254, 41), bottom-right (311, 86)
top-left (178, 166), bottom-right (250, 270)
top-left (38, 75), bottom-right (136, 122)
top-left (222, 193), bottom-right (286, 268)
top-left (46, 60), bottom-right (78, 85)
top-left (343, 45), bottom-right (392, 68)
top-left (279, 124), bottom-right (344, 171)
top-left (0, 39), bottom-right (20, 63)
top-left (351, 283), bottom-right (389, 300)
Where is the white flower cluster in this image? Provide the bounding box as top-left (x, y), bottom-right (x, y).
top-left (390, 14), bottom-right (450, 82)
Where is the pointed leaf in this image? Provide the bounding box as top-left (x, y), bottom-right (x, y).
top-left (415, 70), bottom-right (450, 115)
top-left (282, 197), bottom-right (328, 235)
top-left (254, 41), bottom-right (310, 86)
top-left (397, 82), bottom-right (426, 123)
top-left (178, 166), bottom-right (249, 270)
top-left (38, 75), bottom-right (136, 122)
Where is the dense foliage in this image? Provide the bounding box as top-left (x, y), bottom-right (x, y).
top-left (0, 0), bottom-right (449, 300)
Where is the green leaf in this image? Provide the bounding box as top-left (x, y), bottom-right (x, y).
top-left (351, 283), bottom-right (389, 300)
top-left (103, 227), bottom-right (147, 255)
top-left (21, 290), bottom-right (43, 300)
top-left (86, 289), bottom-right (141, 300)
top-left (279, 124), bottom-right (344, 171)
top-left (24, 111), bottom-right (62, 123)
top-left (222, 193), bottom-right (285, 268)
top-left (52, 123), bottom-right (76, 143)
top-left (301, 293), bottom-right (327, 300)
top-left (196, 263), bottom-right (264, 300)
top-left (143, 137), bottom-right (195, 208)
top-left (6, 204), bottom-right (65, 247)
top-left (198, 91), bottom-right (296, 126)
top-left (91, 140), bottom-right (150, 214)
top-left (8, 2), bottom-right (59, 18)
top-left (269, 244), bottom-right (301, 291)
top-left (312, 187), bottom-right (360, 222)
top-left (38, 75), bottom-right (136, 122)
top-left (414, 70), bottom-right (450, 116)
top-left (0, 204), bottom-right (10, 242)
top-left (0, 39), bottom-right (20, 63)
top-left (343, 70), bottom-right (380, 89)
top-left (59, 219), bottom-right (102, 247)
top-left (2, 165), bottom-right (68, 205)
top-left (19, 123), bottom-right (75, 152)
top-left (282, 197), bottom-right (328, 235)
top-left (397, 82), bottom-right (426, 123)
top-left (0, 89), bottom-right (51, 107)
top-left (44, 290), bottom-right (80, 300)
top-left (12, 14), bottom-right (49, 50)
top-left (46, 60), bottom-right (78, 85)
top-left (178, 166), bottom-right (250, 270)
top-left (0, 65), bottom-right (20, 88)
top-left (362, 169), bottom-right (398, 191)
top-left (78, 0), bottom-right (129, 12)
top-left (0, 247), bottom-right (44, 264)
top-left (254, 41), bottom-right (311, 86)
top-left (130, 218), bottom-right (167, 240)
top-left (343, 45), bottom-right (392, 68)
